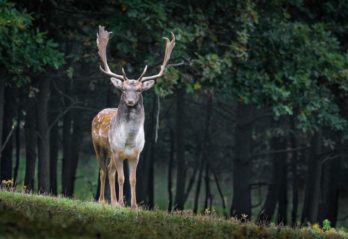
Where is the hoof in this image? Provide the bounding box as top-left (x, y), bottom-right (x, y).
top-left (98, 199), bottom-right (107, 205)
top-left (131, 204), bottom-right (138, 210)
top-left (111, 201), bottom-right (120, 206)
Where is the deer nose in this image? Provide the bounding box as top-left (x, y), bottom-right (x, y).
top-left (127, 100), bottom-right (135, 106)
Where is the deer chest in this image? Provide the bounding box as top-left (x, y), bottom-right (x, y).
top-left (109, 122), bottom-right (145, 159)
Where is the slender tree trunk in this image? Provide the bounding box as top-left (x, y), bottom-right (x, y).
top-left (167, 129), bottom-right (174, 212)
top-left (193, 157), bottom-right (204, 214)
top-left (0, 87), bottom-right (16, 181)
top-left (277, 148), bottom-right (288, 225)
top-left (212, 169), bottom-right (227, 217)
top-left (203, 162), bottom-right (212, 211)
top-left (37, 77), bottom-right (51, 193)
top-left (0, 77), bottom-right (5, 163)
top-left (317, 151), bottom-right (340, 226)
top-left (49, 122), bottom-right (59, 194)
top-left (258, 157), bottom-right (278, 223)
top-left (174, 88), bottom-right (186, 210)
top-left (290, 124), bottom-right (299, 226)
top-left (24, 89), bottom-right (38, 191)
top-left (230, 103), bottom-right (253, 219)
top-left (63, 109), bottom-right (83, 196)
top-left (13, 105), bottom-right (21, 184)
top-left (302, 135), bottom-right (321, 224)
top-left (49, 86), bottom-right (60, 195)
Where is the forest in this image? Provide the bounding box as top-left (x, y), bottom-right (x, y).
top-left (1, 0), bottom-right (348, 230)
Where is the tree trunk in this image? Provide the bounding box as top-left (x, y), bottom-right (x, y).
top-left (37, 77), bottom-right (51, 193)
top-left (230, 103), bottom-right (253, 219)
top-left (24, 89), bottom-right (38, 191)
top-left (257, 157), bottom-right (279, 223)
top-left (0, 87), bottom-right (16, 181)
top-left (301, 134), bottom-right (322, 224)
top-left (317, 151), bottom-right (340, 226)
top-left (49, 85), bottom-right (60, 195)
top-left (0, 78), bottom-right (5, 163)
top-left (290, 123), bottom-right (299, 226)
top-left (62, 109), bottom-right (83, 196)
top-left (174, 88), bottom-right (186, 210)
top-left (203, 162), bottom-right (212, 211)
top-left (167, 129), bottom-right (174, 212)
top-left (277, 148), bottom-right (288, 225)
top-left (193, 157), bottom-right (204, 214)
top-left (49, 121), bottom-right (59, 195)
top-left (13, 105), bottom-right (21, 184)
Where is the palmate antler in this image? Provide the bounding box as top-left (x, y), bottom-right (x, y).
top-left (97, 25), bottom-right (126, 81)
top-left (97, 25), bottom-right (175, 82)
top-left (140, 32), bottom-right (176, 82)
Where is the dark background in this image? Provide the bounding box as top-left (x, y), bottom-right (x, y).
top-left (1, 0), bottom-right (348, 227)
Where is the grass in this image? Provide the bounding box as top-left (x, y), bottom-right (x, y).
top-left (0, 191), bottom-right (347, 238)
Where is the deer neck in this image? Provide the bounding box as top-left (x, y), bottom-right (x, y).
top-left (116, 94), bottom-right (144, 128)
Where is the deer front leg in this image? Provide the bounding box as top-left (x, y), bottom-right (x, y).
top-left (114, 154), bottom-right (125, 206)
top-left (108, 159), bottom-right (119, 206)
top-left (128, 157), bottom-right (139, 209)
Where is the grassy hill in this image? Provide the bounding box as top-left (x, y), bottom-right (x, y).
top-left (0, 191), bottom-right (347, 239)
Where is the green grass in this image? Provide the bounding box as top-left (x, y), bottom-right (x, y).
top-left (0, 191), bottom-right (347, 238)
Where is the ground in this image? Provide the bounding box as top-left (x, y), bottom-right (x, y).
top-left (0, 191), bottom-right (347, 238)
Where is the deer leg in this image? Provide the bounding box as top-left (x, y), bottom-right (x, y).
top-left (128, 157), bottom-right (139, 209)
top-left (98, 160), bottom-right (107, 204)
top-left (115, 156), bottom-right (125, 206)
top-left (108, 158), bottom-right (119, 206)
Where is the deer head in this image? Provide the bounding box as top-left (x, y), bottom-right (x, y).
top-left (96, 25), bottom-right (175, 107)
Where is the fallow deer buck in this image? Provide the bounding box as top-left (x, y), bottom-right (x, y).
top-left (92, 26), bottom-right (175, 208)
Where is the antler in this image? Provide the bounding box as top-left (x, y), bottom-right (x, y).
top-left (140, 32), bottom-right (176, 82)
top-left (96, 25), bottom-right (126, 80)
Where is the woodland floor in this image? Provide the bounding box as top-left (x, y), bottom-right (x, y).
top-left (0, 191), bottom-right (347, 239)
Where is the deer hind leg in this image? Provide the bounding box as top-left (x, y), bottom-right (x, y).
top-left (108, 158), bottom-right (119, 206)
top-left (128, 156), bottom-right (139, 209)
top-left (97, 159), bottom-right (107, 204)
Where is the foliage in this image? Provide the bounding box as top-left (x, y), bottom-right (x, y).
top-left (0, 191), bottom-right (347, 239)
top-left (0, 0), bottom-right (64, 86)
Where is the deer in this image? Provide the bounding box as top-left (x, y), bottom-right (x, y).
top-left (91, 26), bottom-right (175, 209)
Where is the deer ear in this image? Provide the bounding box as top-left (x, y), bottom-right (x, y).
top-left (142, 80), bottom-right (155, 91)
top-left (110, 77), bottom-right (123, 90)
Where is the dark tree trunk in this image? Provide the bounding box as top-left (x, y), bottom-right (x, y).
top-left (230, 103), bottom-right (253, 219)
top-left (277, 148), bottom-right (288, 225)
top-left (174, 88), bottom-right (186, 210)
top-left (61, 79), bottom-right (73, 195)
top-left (49, 86), bottom-right (60, 195)
top-left (301, 135), bottom-right (322, 224)
top-left (37, 77), bottom-right (51, 193)
top-left (317, 152), bottom-right (340, 226)
top-left (212, 169), bottom-right (227, 217)
top-left (257, 157), bottom-right (279, 223)
top-left (13, 105), bottom-right (21, 184)
top-left (24, 90), bottom-right (38, 191)
top-left (167, 129), bottom-right (174, 212)
top-left (0, 77), bottom-right (5, 162)
top-left (49, 122), bottom-right (59, 195)
top-left (62, 109), bottom-right (83, 196)
top-left (203, 162), bottom-right (212, 211)
top-left (193, 157), bottom-right (204, 214)
top-left (0, 87), bottom-right (16, 181)
top-left (290, 123), bottom-right (299, 226)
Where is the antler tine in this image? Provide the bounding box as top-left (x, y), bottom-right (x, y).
top-left (141, 32), bottom-right (176, 82)
top-left (96, 25), bottom-right (125, 80)
top-left (121, 67), bottom-right (129, 80)
top-left (137, 65), bottom-right (148, 81)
